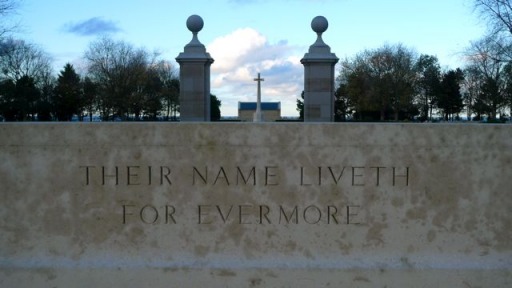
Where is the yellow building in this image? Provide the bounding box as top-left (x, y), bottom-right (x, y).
top-left (238, 102), bottom-right (281, 122)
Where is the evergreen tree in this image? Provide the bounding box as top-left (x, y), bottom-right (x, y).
top-left (82, 76), bottom-right (97, 121)
top-left (0, 76), bottom-right (44, 121)
top-left (54, 63), bottom-right (81, 121)
top-left (0, 79), bottom-right (16, 120)
top-left (37, 80), bottom-right (54, 121)
top-left (438, 69), bottom-right (465, 120)
top-left (478, 77), bottom-right (504, 120)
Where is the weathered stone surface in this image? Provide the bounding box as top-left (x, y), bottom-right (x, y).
top-left (301, 16), bottom-right (338, 122)
top-left (0, 123), bottom-right (511, 287)
top-left (176, 15), bottom-right (214, 122)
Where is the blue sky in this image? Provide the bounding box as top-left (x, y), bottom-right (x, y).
top-left (14, 0), bottom-right (485, 116)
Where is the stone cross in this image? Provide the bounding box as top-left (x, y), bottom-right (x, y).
top-left (253, 73), bottom-right (264, 122)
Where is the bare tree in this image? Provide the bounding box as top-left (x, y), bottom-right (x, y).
top-left (465, 36), bottom-right (508, 119)
top-left (84, 37), bottom-right (157, 120)
top-left (388, 44), bottom-right (418, 121)
top-left (0, 38), bottom-right (53, 86)
top-left (462, 65), bottom-right (482, 120)
top-left (474, 0), bottom-right (512, 36)
top-left (467, 36), bottom-right (506, 75)
top-left (473, 0), bottom-right (512, 63)
top-left (0, 0), bottom-right (20, 37)
top-left (154, 60), bottom-right (179, 120)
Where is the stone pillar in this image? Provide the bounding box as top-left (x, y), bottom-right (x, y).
top-left (176, 15), bottom-right (214, 121)
top-left (301, 16), bottom-right (339, 122)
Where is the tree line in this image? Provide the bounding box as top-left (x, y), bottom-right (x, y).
top-left (0, 36), bottom-right (183, 121)
top-left (332, 44), bottom-right (512, 122)
top-left (297, 0), bottom-right (512, 122)
top-left (0, 36), bottom-right (222, 121)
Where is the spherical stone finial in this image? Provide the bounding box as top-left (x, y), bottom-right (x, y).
top-left (311, 16), bottom-right (328, 34)
top-left (186, 15), bottom-right (204, 33)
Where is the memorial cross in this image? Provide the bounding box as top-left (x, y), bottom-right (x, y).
top-left (253, 73), bottom-right (264, 122)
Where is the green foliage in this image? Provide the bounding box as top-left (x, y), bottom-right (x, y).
top-left (296, 91), bottom-right (304, 121)
top-left (210, 94), bottom-right (221, 121)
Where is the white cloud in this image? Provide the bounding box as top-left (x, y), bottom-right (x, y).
top-left (207, 28), bottom-right (304, 117)
top-left (208, 28), bottom-right (266, 73)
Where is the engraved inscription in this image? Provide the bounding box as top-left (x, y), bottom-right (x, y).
top-left (80, 164), bottom-right (410, 227)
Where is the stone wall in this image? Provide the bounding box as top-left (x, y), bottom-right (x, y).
top-left (0, 123), bottom-right (511, 287)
